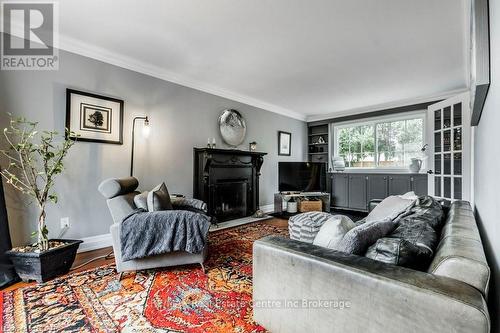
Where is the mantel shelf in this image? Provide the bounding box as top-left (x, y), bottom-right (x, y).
top-left (194, 147), bottom-right (267, 156)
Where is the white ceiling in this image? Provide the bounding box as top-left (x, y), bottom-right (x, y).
top-left (57, 0), bottom-right (469, 121)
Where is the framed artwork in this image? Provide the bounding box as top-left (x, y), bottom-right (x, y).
top-left (278, 131), bottom-right (291, 156)
top-left (66, 89), bottom-right (124, 144)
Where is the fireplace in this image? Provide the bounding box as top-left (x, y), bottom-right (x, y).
top-left (193, 148), bottom-right (266, 222)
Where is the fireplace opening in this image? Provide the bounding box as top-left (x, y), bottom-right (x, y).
top-left (213, 180), bottom-right (248, 221)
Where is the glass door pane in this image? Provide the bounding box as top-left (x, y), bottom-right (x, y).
top-left (453, 103), bottom-right (462, 126)
top-left (435, 176), bottom-right (441, 197)
top-left (434, 110), bottom-right (441, 130)
top-left (430, 101), bottom-right (465, 201)
top-left (443, 107), bottom-right (451, 128)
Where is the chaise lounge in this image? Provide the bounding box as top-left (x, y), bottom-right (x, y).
top-left (98, 177), bottom-right (209, 273)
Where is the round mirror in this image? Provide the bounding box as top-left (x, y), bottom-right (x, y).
top-left (218, 109), bottom-right (246, 147)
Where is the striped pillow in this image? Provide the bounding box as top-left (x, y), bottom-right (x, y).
top-left (288, 211), bottom-right (332, 243)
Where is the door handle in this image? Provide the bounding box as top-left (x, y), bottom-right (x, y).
top-left (427, 170), bottom-right (434, 174)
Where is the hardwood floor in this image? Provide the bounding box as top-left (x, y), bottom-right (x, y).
top-left (3, 217), bottom-right (288, 292)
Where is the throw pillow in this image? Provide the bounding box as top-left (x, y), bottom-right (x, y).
top-left (335, 218), bottom-right (396, 255)
top-left (366, 195), bottom-right (416, 224)
top-left (133, 191), bottom-right (149, 210)
top-left (313, 215), bottom-right (355, 249)
top-left (147, 183), bottom-right (173, 212)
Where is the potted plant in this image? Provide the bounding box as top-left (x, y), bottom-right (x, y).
top-left (0, 116), bottom-right (81, 282)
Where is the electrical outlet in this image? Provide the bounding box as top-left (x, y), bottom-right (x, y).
top-left (60, 217), bottom-right (70, 229)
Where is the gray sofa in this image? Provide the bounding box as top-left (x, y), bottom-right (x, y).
top-left (98, 177), bottom-right (208, 273)
top-left (253, 201), bottom-right (490, 332)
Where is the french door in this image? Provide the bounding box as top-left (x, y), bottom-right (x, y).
top-left (426, 93), bottom-right (471, 201)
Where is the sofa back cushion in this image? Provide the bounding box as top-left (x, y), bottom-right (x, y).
top-left (106, 192), bottom-right (139, 224)
top-left (428, 201), bottom-right (490, 297)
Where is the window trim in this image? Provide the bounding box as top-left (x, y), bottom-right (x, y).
top-left (331, 111), bottom-right (427, 171)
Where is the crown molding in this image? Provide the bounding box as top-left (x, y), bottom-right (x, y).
top-left (305, 88), bottom-right (470, 122)
top-left (58, 35), bottom-right (307, 121)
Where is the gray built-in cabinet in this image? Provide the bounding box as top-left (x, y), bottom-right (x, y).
top-left (330, 172), bottom-right (428, 212)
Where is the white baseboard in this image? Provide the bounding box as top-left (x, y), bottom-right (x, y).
top-left (78, 233), bottom-right (112, 253)
top-left (260, 204), bottom-right (274, 213)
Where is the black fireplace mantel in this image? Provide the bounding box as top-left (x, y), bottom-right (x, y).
top-left (193, 148), bottom-right (267, 221)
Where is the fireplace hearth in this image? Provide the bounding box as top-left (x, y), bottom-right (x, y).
top-left (193, 148), bottom-right (266, 222)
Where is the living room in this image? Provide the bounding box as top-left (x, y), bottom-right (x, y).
top-left (0, 1), bottom-right (498, 332)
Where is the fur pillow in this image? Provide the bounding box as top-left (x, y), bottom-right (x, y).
top-left (147, 183), bottom-right (173, 212)
top-left (133, 191), bottom-right (149, 210)
top-left (335, 218), bottom-right (396, 255)
top-left (313, 215), bottom-right (355, 249)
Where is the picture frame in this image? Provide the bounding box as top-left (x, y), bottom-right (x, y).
top-left (66, 89), bottom-right (124, 144)
top-left (278, 131), bottom-right (291, 156)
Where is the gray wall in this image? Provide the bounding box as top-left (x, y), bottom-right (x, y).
top-left (473, 0), bottom-right (499, 331)
top-left (0, 49), bottom-right (306, 245)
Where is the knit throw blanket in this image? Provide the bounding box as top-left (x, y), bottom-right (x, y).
top-left (120, 209), bottom-right (211, 261)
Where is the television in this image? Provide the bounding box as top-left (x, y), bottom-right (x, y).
top-left (278, 162), bottom-right (327, 193)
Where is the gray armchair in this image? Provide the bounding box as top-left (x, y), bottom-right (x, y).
top-left (98, 177), bottom-right (208, 273)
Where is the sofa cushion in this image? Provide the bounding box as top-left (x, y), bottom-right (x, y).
top-left (313, 215), bottom-right (355, 249)
top-left (335, 218), bottom-right (395, 255)
top-left (134, 191), bottom-right (149, 210)
top-left (366, 195), bottom-right (416, 224)
top-left (106, 192), bottom-right (139, 224)
top-left (147, 183), bottom-right (173, 212)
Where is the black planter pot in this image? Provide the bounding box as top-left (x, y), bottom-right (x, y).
top-left (6, 239), bottom-right (83, 283)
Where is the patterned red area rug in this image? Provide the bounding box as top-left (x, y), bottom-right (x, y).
top-left (1, 222), bottom-right (288, 332)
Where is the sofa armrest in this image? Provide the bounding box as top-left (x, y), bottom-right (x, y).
top-left (253, 236), bottom-right (489, 333)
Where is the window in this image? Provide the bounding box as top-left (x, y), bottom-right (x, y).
top-left (334, 113), bottom-right (425, 169)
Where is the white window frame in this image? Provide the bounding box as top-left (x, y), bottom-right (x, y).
top-left (331, 111), bottom-right (427, 171)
